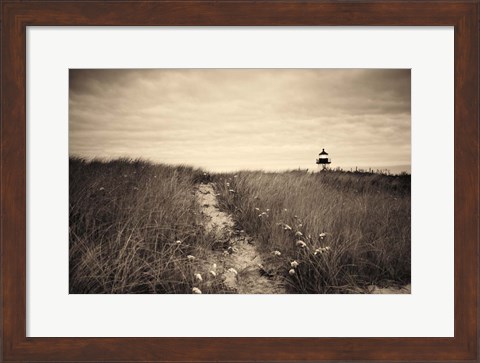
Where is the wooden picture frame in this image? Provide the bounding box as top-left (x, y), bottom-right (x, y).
top-left (1, 1), bottom-right (478, 361)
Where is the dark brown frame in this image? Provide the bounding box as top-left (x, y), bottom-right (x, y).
top-left (1, 1), bottom-right (478, 362)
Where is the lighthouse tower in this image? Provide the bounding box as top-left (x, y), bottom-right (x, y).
top-left (316, 148), bottom-right (331, 170)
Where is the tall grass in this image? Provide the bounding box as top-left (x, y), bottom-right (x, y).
top-left (214, 170), bottom-right (411, 293)
top-left (70, 157), bottom-right (411, 294)
top-left (69, 157), bottom-right (224, 294)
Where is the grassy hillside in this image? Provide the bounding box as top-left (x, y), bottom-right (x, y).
top-left (69, 157), bottom-right (225, 294)
top-left (214, 170), bottom-right (411, 293)
top-left (70, 158), bottom-right (411, 294)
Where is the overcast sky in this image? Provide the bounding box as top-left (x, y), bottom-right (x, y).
top-left (69, 69), bottom-right (410, 173)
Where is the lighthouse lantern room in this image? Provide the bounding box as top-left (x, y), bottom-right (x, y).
top-left (316, 148), bottom-right (331, 170)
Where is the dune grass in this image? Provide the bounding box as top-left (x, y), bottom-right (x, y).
top-left (70, 157), bottom-right (410, 294)
top-left (213, 169), bottom-right (411, 293)
top-left (69, 157), bottom-right (225, 294)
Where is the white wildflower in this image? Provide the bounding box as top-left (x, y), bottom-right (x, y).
top-left (283, 224), bottom-right (292, 231)
top-left (290, 260), bottom-right (299, 268)
top-left (255, 207), bottom-right (260, 211)
top-left (272, 250), bottom-right (281, 256)
top-left (209, 270), bottom-right (217, 277)
top-left (212, 263), bottom-right (217, 270)
top-left (195, 273), bottom-right (203, 282)
top-left (99, 187), bottom-right (105, 191)
top-left (175, 240), bottom-right (182, 245)
top-left (187, 255), bottom-right (196, 261)
top-left (229, 189), bottom-right (235, 193)
top-left (296, 240), bottom-right (307, 248)
top-left (314, 246), bottom-right (331, 255)
top-left (319, 233), bottom-right (327, 239)
top-left (192, 287), bottom-right (202, 294)
top-left (295, 231), bottom-right (303, 237)
top-left (289, 269), bottom-right (296, 276)
top-left (228, 268), bottom-right (238, 276)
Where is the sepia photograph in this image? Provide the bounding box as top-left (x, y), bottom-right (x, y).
top-left (69, 69), bottom-right (411, 294)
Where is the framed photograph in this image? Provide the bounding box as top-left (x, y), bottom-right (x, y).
top-left (1, 1), bottom-right (478, 362)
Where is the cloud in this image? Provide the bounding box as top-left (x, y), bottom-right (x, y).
top-left (69, 69), bottom-right (411, 172)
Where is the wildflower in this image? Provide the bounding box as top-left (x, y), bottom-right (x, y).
top-left (319, 233), bottom-right (327, 239)
top-left (154, 175), bottom-right (157, 178)
top-left (295, 231), bottom-right (303, 237)
top-left (290, 260), bottom-right (299, 268)
top-left (123, 174), bottom-right (128, 178)
top-left (187, 255), bottom-right (196, 261)
top-left (234, 175), bottom-right (238, 178)
top-left (266, 209), bottom-right (270, 212)
top-left (289, 269), bottom-right (296, 276)
top-left (272, 250), bottom-right (281, 256)
top-left (314, 246), bottom-right (331, 255)
top-left (297, 224), bottom-right (303, 228)
top-left (192, 287), bottom-right (202, 294)
top-left (212, 263), bottom-right (217, 270)
top-left (223, 250), bottom-right (229, 256)
top-left (294, 215), bottom-right (298, 219)
top-left (99, 187), bottom-right (105, 191)
top-left (229, 189), bottom-right (235, 193)
top-left (296, 240), bottom-right (307, 248)
top-left (255, 207), bottom-right (260, 211)
top-left (175, 240), bottom-right (182, 245)
top-left (209, 270), bottom-right (217, 277)
top-left (226, 182), bottom-right (230, 187)
top-left (133, 187), bottom-right (139, 191)
top-left (195, 273), bottom-right (203, 282)
top-left (228, 268), bottom-right (238, 276)
top-left (283, 208), bottom-right (288, 212)
top-left (283, 224), bottom-right (292, 231)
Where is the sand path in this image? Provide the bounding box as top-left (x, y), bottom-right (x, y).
top-left (195, 183), bottom-right (285, 294)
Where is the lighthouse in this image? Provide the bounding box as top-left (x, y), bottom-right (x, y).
top-left (316, 148), bottom-right (331, 170)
